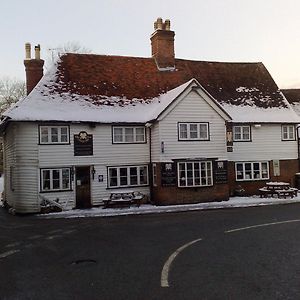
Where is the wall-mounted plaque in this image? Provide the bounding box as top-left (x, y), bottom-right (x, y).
top-left (161, 162), bottom-right (176, 187)
top-left (214, 160), bottom-right (228, 184)
top-left (74, 131), bottom-right (93, 156)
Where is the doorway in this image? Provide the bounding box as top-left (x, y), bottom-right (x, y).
top-left (75, 166), bottom-right (91, 208)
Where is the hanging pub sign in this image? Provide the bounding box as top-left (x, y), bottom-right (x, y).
top-left (213, 160), bottom-right (228, 184)
top-left (161, 162), bottom-right (177, 187)
top-left (74, 131), bottom-right (93, 156)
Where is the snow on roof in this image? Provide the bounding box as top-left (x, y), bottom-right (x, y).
top-left (5, 68), bottom-right (195, 123)
top-left (3, 53), bottom-right (300, 124)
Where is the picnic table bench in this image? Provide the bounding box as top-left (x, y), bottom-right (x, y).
top-left (259, 182), bottom-right (298, 198)
top-left (102, 190), bottom-right (144, 208)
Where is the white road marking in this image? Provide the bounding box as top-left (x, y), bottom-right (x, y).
top-left (0, 249), bottom-right (20, 259)
top-left (5, 242), bottom-right (21, 248)
top-left (225, 219), bottom-right (300, 233)
top-left (161, 238), bottom-right (202, 288)
top-left (45, 235), bottom-right (61, 240)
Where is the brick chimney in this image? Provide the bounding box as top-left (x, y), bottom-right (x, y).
top-left (24, 43), bottom-right (44, 95)
top-left (150, 18), bottom-right (175, 70)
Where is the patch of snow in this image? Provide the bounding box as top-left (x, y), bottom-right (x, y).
top-left (222, 103), bottom-right (300, 123)
top-left (236, 87), bottom-right (259, 93)
top-left (37, 194), bottom-right (300, 219)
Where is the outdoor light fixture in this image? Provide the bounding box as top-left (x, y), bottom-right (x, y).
top-left (91, 166), bottom-right (96, 180)
top-left (161, 141), bottom-right (165, 153)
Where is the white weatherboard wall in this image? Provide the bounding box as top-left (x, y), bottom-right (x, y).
top-left (153, 90), bottom-right (228, 162)
top-left (38, 123), bottom-right (150, 209)
top-left (3, 123), bottom-right (40, 213)
top-left (3, 124), bottom-right (18, 208)
top-left (229, 124), bottom-right (298, 161)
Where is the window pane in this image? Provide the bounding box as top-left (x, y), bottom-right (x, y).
top-left (61, 127), bottom-right (68, 143)
top-left (289, 126), bottom-right (294, 139)
top-left (135, 128), bottom-right (145, 142)
top-left (62, 169), bottom-right (70, 189)
top-left (242, 127), bottom-right (250, 140)
top-left (139, 166), bottom-right (148, 185)
top-left (179, 124), bottom-right (188, 139)
top-left (109, 168), bottom-right (118, 187)
top-left (253, 163), bottom-right (260, 179)
top-left (262, 163), bottom-right (268, 178)
top-left (120, 168), bottom-right (128, 185)
top-left (114, 128), bottom-right (123, 142)
top-left (130, 167), bottom-right (138, 185)
top-left (51, 128), bottom-right (59, 143)
top-left (234, 127), bottom-right (241, 140)
top-left (189, 124), bottom-right (198, 139)
top-left (125, 128), bottom-right (134, 143)
top-left (245, 163), bottom-right (252, 179)
top-left (179, 163), bottom-right (186, 186)
top-left (42, 170), bottom-right (50, 190)
top-left (52, 170), bottom-right (60, 189)
top-left (199, 124), bottom-right (208, 139)
top-left (236, 163), bottom-right (244, 180)
top-left (41, 127), bottom-right (48, 143)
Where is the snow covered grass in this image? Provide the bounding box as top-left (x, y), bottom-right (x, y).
top-left (38, 194), bottom-right (300, 219)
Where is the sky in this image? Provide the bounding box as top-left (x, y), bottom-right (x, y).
top-left (1, 0), bottom-right (300, 89)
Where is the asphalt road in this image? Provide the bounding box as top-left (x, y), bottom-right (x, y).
top-left (1, 203), bottom-right (300, 300)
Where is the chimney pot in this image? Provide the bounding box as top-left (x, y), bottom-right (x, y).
top-left (25, 43), bottom-right (31, 60)
top-left (157, 17), bottom-right (163, 30)
top-left (34, 44), bottom-right (41, 60)
top-left (165, 19), bottom-right (171, 31)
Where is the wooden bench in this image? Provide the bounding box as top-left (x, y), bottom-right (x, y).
top-left (259, 188), bottom-right (278, 198)
top-left (102, 192), bottom-right (144, 208)
top-left (275, 189), bottom-right (295, 199)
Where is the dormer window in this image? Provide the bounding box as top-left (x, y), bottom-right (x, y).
top-left (282, 125), bottom-right (295, 141)
top-left (233, 125), bottom-right (251, 141)
top-left (112, 126), bottom-right (146, 144)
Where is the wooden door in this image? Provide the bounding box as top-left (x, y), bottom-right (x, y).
top-left (76, 166), bottom-right (91, 208)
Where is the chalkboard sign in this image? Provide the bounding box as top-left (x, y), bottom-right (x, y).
top-left (214, 160), bottom-right (228, 184)
top-left (161, 162), bottom-right (177, 187)
top-left (74, 131), bottom-right (93, 156)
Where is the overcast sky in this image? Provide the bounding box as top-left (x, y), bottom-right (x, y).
top-left (1, 0), bottom-right (300, 88)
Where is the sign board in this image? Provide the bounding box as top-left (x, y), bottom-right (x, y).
top-left (213, 160), bottom-right (228, 184)
top-left (74, 131), bottom-right (93, 156)
top-left (161, 162), bottom-right (177, 187)
top-left (273, 160), bottom-right (280, 176)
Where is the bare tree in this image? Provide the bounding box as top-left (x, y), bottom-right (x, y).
top-left (0, 77), bottom-right (26, 114)
top-left (46, 41), bottom-right (92, 70)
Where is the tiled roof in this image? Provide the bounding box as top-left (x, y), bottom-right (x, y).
top-left (282, 89), bottom-right (300, 104)
top-left (45, 53), bottom-right (286, 109)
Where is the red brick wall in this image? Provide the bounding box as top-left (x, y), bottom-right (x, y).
top-left (152, 162), bottom-right (230, 205)
top-left (150, 30), bottom-right (175, 68)
top-left (228, 159), bottom-right (299, 196)
top-left (24, 59), bottom-right (44, 95)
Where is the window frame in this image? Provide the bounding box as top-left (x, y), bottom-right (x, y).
top-left (177, 161), bottom-right (213, 188)
top-left (112, 126), bottom-right (146, 144)
top-left (235, 161), bottom-right (269, 181)
top-left (39, 125), bottom-right (70, 145)
top-left (107, 165), bottom-right (149, 188)
top-left (233, 125), bottom-right (251, 142)
top-left (281, 125), bottom-right (296, 141)
top-left (40, 167), bottom-right (72, 192)
top-left (178, 122), bottom-right (210, 141)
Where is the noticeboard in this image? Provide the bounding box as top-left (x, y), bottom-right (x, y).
top-left (213, 160), bottom-right (228, 184)
top-left (74, 131), bottom-right (93, 156)
top-left (161, 162), bottom-right (177, 187)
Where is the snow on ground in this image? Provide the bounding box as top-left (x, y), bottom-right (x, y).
top-left (38, 194), bottom-right (300, 219)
